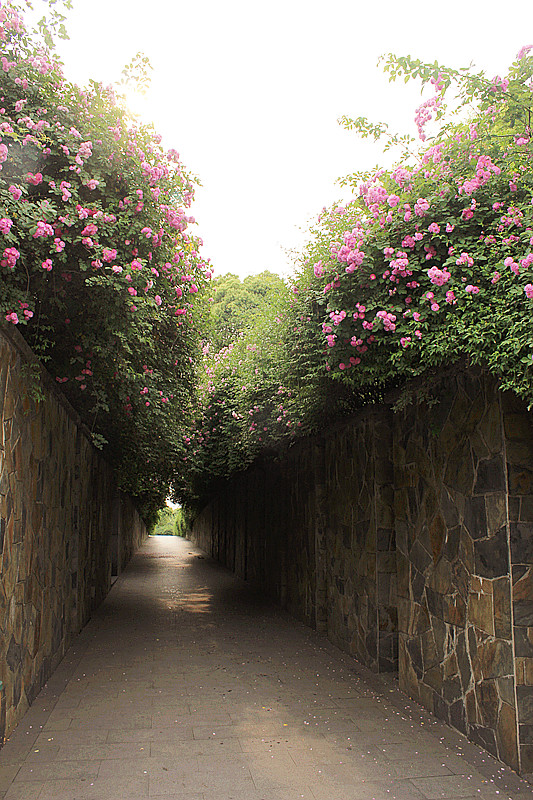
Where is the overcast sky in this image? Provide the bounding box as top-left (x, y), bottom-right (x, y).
top-left (54, 0), bottom-right (533, 279)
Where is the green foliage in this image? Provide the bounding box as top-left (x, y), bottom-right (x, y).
top-left (0, 1), bottom-right (211, 520)
top-left (207, 271), bottom-right (287, 351)
top-left (151, 505), bottom-right (188, 537)
top-left (180, 269), bottom-right (366, 509)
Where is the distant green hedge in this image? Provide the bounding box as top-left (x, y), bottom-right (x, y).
top-left (151, 506), bottom-right (188, 536)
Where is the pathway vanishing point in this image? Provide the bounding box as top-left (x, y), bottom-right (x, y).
top-left (0, 535), bottom-right (532, 800)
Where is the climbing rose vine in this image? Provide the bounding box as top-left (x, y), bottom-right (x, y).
top-left (0, 0), bottom-right (212, 520)
top-left (292, 48), bottom-right (533, 404)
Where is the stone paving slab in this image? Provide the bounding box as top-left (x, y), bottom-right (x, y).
top-left (0, 535), bottom-right (532, 799)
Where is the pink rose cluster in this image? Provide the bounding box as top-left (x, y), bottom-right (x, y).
top-left (1, 247), bottom-right (19, 269)
top-left (427, 266), bottom-right (451, 286)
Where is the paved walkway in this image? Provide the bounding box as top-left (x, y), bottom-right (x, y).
top-left (0, 536), bottom-right (532, 800)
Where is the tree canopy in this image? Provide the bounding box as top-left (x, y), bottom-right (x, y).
top-left (208, 271), bottom-right (287, 351)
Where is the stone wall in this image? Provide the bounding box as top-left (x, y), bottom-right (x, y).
top-left (192, 444), bottom-right (325, 628)
top-left (395, 373), bottom-right (519, 771)
top-left (191, 368), bottom-right (533, 777)
top-left (192, 409), bottom-right (397, 673)
top-left (322, 412), bottom-right (396, 672)
top-left (0, 326), bottom-right (146, 742)
top-left (505, 391), bottom-right (533, 775)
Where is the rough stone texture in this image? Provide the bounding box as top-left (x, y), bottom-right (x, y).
top-left (192, 368), bottom-right (533, 777)
top-left (504, 390), bottom-right (533, 778)
top-left (0, 326), bottom-right (146, 741)
top-left (323, 413), bottom-right (396, 672)
top-left (395, 372), bottom-right (519, 772)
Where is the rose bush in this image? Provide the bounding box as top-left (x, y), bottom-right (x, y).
top-left (296, 49), bottom-right (533, 403)
top-left (0, 0), bottom-right (211, 521)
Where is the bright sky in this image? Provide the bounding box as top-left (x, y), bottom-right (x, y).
top-left (54, 0), bottom-right (533, 280)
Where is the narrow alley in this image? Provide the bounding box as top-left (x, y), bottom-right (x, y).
top-left (0, 536), bottom-right (531, 800)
